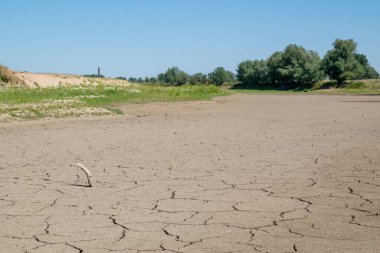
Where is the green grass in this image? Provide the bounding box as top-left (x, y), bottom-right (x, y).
top-left (0, 84), bottom-right (228, 121)
top-left (309, 79), bottom-right (380, 95)
top-left (230, 79), bottom-right (380, 95)
top-left (230, 89), bottom-right (305, 94)
top-left (2, 79), bottom-right (379, 121)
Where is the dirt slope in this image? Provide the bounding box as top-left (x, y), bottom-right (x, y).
top-left (14, 72), bottom-right (130, 87)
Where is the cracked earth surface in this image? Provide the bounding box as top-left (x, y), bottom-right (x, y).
top-left (1, 94), bottom-right (380, 253)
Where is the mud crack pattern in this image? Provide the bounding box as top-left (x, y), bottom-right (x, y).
top-left (1, 95), bottom-right (380, 252)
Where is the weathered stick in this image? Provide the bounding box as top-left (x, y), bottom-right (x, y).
top-left (77, 162), bottom-right (93, 187)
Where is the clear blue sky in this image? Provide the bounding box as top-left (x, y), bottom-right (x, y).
top-left (1, 0), bottom-right (379, 77)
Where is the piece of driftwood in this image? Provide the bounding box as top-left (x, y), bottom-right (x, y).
top-left (77, 162), bottom-right (93, 187)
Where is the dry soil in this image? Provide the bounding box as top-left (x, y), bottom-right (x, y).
top-left (0, 94), bottom-right (379, 253)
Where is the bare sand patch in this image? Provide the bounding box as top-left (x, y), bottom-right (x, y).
top-left (14, 72), bottom-right (130, 88)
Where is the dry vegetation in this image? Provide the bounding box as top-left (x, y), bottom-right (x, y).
top-left (0, 65), bottom-right (26, 87)
top-left (0, 84), bottom-right (227, 121)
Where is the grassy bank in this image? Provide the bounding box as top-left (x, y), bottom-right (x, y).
top-left (2, 79), bottom-right (379, 122)
top-left (230, 79), bottom-right (380, 95)
top-left (310, 79), bottom-right (380, 94)
top-left (0, 84), bottom-right (228, 121)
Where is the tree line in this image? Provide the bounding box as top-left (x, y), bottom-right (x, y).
top-left (124, 66), bottom-right (235, 86)
top-left (124, 39), bottom-right (378, 87)
top-left (237, 39), bottom-right (379, 88)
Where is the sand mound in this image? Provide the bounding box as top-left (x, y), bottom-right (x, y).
top-left (14, 72), bottom-right (130, 88)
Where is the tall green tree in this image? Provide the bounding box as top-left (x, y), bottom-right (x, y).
top-left (176, 71), bottom-right (189, 85)
top-left (236, 60), bottom-right (256, 84)
top-left (268, 45), bottom-right (323, 86)
top-left (322, 39), bottom-right (365, 84)
top-left (266, 51), bottom-right (284, 84)
top-left (157, 73), bottom-right (165, 83)
top-left (208, 67), bottom-right (235, 85)
top-left (354, 53), bottom-right (379, 79)
top-left (237, 60), bottom-right (269, 86)
top-left (163, 67), bottom-right (179, 85)
top-left (281, 45), bottom-right (323, 85)
top-left (238, 45), bottom-right (324, 87)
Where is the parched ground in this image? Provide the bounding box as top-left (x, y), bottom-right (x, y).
top-left (0, 94), bottom-right (379, 253)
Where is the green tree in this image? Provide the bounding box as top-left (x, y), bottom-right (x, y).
top-left (163, 67), bottom-right (179, 85)
top-left (268, 45), bottom-right (323, 87)
top-left (189, 72), bottom-right (207, 85)
top-left (236, 60), bottom-right (256, 84)
top-left (237, 60), bottom-right (269, 86)
top-left (157, 73), bottom-right (165, 83)
top-left (159, 67), bottom-right (189, 85)
top-left (322, 39), bottom-right (365, 84)
top-left (128, 77), bottom-right (137, 83)
top-left (208, 67), bottom-right (235, 85)
top-left (354, 54), bottom-right (379, 79)
top-left (149, 77), bottom-right (157, 83)
top-left (242, 45), bottom-right (324, 87)
top-left (267, 51), bottom-right (284, 84)
top-left (283, 45), bottom-right (323, 85)
top-left (364, 66), bottom-right (380, 79)
top-left (177, 71), bottom-right (189, 85)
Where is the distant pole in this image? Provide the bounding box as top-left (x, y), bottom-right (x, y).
top-left (98, 67), bottom-right (100, 77)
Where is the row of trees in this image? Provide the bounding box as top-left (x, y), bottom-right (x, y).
top-left (83, 74), bottom-right (105, 78)
top-left (124, 39), bottom-right (378, 87)
top-left (237, 39), bottom-right (379, 88)
top-left (127, 67), bottom-right (235, 86)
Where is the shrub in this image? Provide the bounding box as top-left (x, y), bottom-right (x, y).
top-left (0, 65), bottom-right (25, 86)
top-left (345, 81), bottom-right (366, 89)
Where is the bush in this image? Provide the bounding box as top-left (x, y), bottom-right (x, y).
top-left (345, 81), bottom-right (366, 89)
top-left (0, 65), bottom-right (25, 86)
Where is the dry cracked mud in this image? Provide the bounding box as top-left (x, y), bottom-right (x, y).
top-left (0, 94), bottom-right (379, 253)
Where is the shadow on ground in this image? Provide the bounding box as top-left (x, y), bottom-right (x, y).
top-left (230, 82), bottom-right (311, 92)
